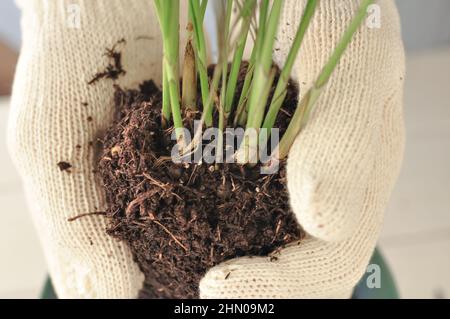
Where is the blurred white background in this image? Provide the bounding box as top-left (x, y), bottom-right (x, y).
top-left (0, 0), bottom-right (449, 298)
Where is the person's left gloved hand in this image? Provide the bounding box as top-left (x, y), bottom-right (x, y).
top-left (199, 0), bottom-right (405, 299)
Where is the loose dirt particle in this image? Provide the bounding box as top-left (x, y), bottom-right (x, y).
top-left (57, 161), bottom-right (72, 172)
top-left (67, 211), bottom-right (106, 222)
top-left (88, 38), bottom-right (126, 85)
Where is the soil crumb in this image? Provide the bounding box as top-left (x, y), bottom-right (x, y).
top-left (57, 161), bottom-right (72, 172)
top-left (88, 38), bottom-right (126, 85)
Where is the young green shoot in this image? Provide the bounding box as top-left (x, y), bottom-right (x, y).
top-left (261, 0), bottom-right (318, 139)
top-left (234, 0), bottom-right (269, 127)
top-left (275, 0), bottom-right (374, 160)
top-left (235, 67), bottom-right (277, 165)
top-left (189, 0), bottom-right (212, 126)
top-left (182, 58), bottom-right (224, 158)
top-left (236, 0), bottom-right (282, 164)
top-left (154, 0), bottom-right (185, 146)
top-left (161, 62), bottom-right (171, 127)
top-left (224, 0), bottom-right (256, 120)
top-left (245, 0), bottom-right (283, 131)
top-left (217, 0), bottom-right (233, 164)
top-left (154, 1), bottom-right (171, 127)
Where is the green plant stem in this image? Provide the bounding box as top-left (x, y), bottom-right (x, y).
top-left (262, 0), bottom-right (318, 135)
top-left (233, 62), bottom-right (253, 126)
top-left (245, 0), bottom-right (283, 131)
top-left (234, 66), bottom-right (276, 165)
top-left (153, 0), bottom-right (162, 18)
top-left (224, 0), bottom-right (256, 118)
top-left (275, 0), bottom-right (374, 160)
top-left (154, 0), bottom-right (170, 127)
top-left (234, 0), bottom-right (270, 126)
top-left (217, 98), bottom-right (225, 164)
top-left (182, 62), bottom-right (223, 156)
top-left (200, 0), bottom-right (208, 20)
top-left (217, 0), bottom-right (233, 164)
top-left (189, 0), bottom-right (212, 126)
top-left (155, 0), bottom-right (184, 144)
top-left (161, 63), bottom-right (171, 127)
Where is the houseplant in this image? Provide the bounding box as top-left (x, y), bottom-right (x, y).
top-left (98, 0), bottom-right (373, 298)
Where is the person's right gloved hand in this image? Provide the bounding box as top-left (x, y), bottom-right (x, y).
top-left (7, 0), bottom-right (170, 298)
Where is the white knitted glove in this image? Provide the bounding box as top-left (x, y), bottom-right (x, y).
top-left (7, 0), bottom-right (187, 299)
top-left (199, 0), bottom-right (405, 298)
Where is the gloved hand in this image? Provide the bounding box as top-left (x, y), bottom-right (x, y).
top-left (7, 0), bottom-right (183, 298)
top-left (199, 0), bottom-right (405, 298)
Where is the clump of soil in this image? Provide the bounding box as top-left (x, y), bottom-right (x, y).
top-left (88, 38), bottom-right (126, 85)
top-left (57, 161), bottom-right (72, 173)
top-left (98, 65), bottom-right (303, 299)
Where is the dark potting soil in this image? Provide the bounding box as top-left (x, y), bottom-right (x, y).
top-left (98, 64), bottom-right (304, 299)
